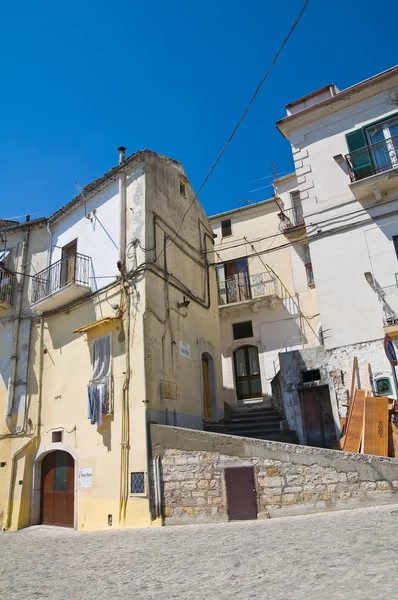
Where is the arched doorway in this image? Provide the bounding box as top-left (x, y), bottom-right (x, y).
top-left (202, 352), bottom-right (216, 419)
top-left (233, 345), bottom-right (262, 402)
top-left (41, 451), bottom-right (74, 527)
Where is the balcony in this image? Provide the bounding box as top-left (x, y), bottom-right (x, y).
top-left (278, 206), bottom-right (305, 236)
top-left (0, 269), bottom-right (15, 309)
top-left (346, 135), bottom-right (398, 200)
top-left (31, 253), bottom-right (91, 312)
top-left (218, 271), bottom-right (279, 308)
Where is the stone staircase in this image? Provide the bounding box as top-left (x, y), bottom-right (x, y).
top-left (204, 403), bottom-right (298, 443)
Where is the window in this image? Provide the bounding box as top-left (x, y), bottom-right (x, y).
top-left (179, 181), bottom-right (186, 196)
top-left (130, 472), bottom-right (145, 495)
top-left (233, 345), bottom-right (262, 401)
top-left (375, 377), bottom-right (393, 396)
top-left (288, 191), bottom-right (304, 227)
top-left (88, 333), bottom-right (112, 425)
top-left (393, 235), bottom-right (398, 260)
top-left (221, 219), bottom-right (232, 237)
top-left (302, 368), bottom-right (321, 383)
top-left (305, 263), bottom-right (314, 286)
top-left (216, 258), bottom-right (250, 305)
top-left (233, 321), bottom-right (253, 340)
top-left (51, 430), bottom-right (63, 443)
top-left (346, 114), bottom-right (398, 181)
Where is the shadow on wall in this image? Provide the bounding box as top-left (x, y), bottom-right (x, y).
top-left (6, 440), bottom-right (36, 531)
top-left (258, 300), bottom-right (306, 353)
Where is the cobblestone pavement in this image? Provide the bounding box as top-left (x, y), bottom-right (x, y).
top-left (1, 505), bottom-right (398, 600)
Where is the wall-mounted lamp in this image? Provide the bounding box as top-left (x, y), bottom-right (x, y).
top-left (364, 271), bottom-right (375, 285)
top-left (177, 296), bottom-right (191, 309)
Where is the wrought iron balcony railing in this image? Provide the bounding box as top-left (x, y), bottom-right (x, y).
top-left (346, 135), bottom-right (398, 183)
top-left (0, 269), bottom-right (15, 306)
top-left (217, 271), bottom-right (278, 306)
top-left (279, 205), bottom-right (305, 231)
top-left (31, 253), bottom-right (90, 305)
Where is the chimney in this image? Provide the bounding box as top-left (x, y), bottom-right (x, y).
top-left (118, 146), bottom-right (127, 164)
top-left (25, 214), bottom-right (31, 222)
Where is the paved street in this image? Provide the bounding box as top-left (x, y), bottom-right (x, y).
top-left (1, 505), bottom-right (398, 599)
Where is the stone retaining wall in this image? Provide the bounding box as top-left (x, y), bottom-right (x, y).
top-left (150, 424), bottom-right (398, 524)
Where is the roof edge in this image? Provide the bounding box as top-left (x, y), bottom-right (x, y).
top-left (0, 217), bottom-right (47, 233)
top-left (209, 197), bottom-right (279, 221)
top-left (277, 64), bottom-right (398, 136)
top-left (48, 149), bottom-right (184, 224)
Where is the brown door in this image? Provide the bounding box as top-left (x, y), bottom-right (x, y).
top-left (299, 386), bottom-right (336, 448)
top-left (202, 355), bottom-right (212, 419)
top-left (61, 240), bottom-right (77, 287)
top-left (41, 451), bottom-right (74, 527)
top-left (225, 466), bottom-right (257, 520)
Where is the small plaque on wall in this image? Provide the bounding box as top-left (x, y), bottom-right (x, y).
top-left (79, 468), bottom-right (93, 488)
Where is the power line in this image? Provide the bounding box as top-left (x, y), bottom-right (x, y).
top-left (208, 194), bottom-right (398, 257)
top-left (154, 0), bottom-right (311, 265)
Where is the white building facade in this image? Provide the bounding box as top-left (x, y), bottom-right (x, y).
top-left (277, 65), bottom-right (398, 422)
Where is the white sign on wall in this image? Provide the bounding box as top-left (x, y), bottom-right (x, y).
top-left (79, 468), bottom-right (93, 488)
top-left (178, 341), bottom-right (191, 359)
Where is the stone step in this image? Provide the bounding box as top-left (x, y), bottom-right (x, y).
top-left (226, 413), bottom-right (282, 424)
top-left (226, 417), bottom-right (282, 431)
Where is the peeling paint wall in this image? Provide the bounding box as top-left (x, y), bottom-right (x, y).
top-left (144, 155), bottom-right (223, 428)
top-left (278, 338), bottom-right (395, 444)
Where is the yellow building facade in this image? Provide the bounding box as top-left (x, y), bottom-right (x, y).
top-left (1, 149), bottom-right (222, 531)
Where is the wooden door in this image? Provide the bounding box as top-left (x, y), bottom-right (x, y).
top-left (41, 451), bottom-right (74, 527)
top-left (299, 386), bottom-right (336, 448)
top-left (202, 355), bottom-right (212, 419)
top-left (61, 240), bottom-right (77, 287)
top-left (225, 466), bottom-right (257, 520)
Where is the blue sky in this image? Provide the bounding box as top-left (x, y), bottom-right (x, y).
top-left (1, 0), bottom-right (397, 221)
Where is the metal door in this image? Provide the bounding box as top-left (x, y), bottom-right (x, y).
top-left (224, 466), bottom-right (257, 520)
top-left (41, 451), bottom-right (74, 527)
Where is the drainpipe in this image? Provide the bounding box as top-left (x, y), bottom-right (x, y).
top-left (3, 317), bottom-right (44, 530)
top-left (6, 225), bottom-right (30, 423)
top-left (46, 221), bottom-right (52, 268)
top-left (118, 146), bottom-right (127, 267)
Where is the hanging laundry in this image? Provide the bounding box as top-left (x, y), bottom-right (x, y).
top-left (88, 384), bottom-right (98, 425)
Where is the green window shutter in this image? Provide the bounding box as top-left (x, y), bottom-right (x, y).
top-left (345, 129), bottom-right (372, 180)
top-left (346, 129), bottom-right (367, 152)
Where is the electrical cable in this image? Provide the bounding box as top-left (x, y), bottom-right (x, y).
top-left (207, 193), bottom-right (398, 256)
top-left (154, 0), bottom-right (311, 265)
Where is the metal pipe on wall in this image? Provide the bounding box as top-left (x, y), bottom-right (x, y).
top-left (118, 146), bottom-right (127, 266)
top-left (6, 225), bottom-right (30, 423)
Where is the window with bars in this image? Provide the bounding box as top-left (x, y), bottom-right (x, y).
top-left (130, 472), bottom-right (145, 495)
top-left (305, 263), bottom-right (314, 286)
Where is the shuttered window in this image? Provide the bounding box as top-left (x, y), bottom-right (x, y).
top-left (346, 129), bottom-right (372, 179)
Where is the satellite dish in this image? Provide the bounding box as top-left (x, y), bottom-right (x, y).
top-left (388, 91), bottom-right (398, 105)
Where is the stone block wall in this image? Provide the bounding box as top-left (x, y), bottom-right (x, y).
top-left (150, 424), bottom-right (398, 525)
